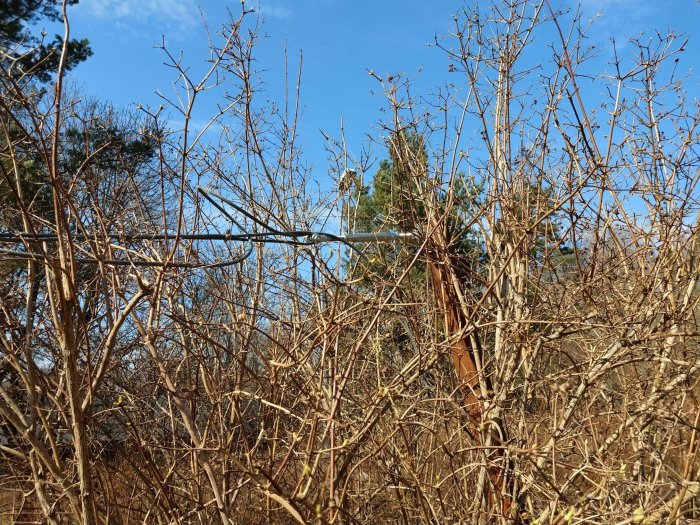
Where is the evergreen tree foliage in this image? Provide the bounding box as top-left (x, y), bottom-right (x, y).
top-left (348, 131), bottom-right (483, 291)
top-left (0, 0), bottom-right (91, 82)
top-left (0, 0), bottom-right (93, 237)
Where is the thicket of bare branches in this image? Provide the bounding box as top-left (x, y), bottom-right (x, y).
top-left (1, 1), bottom-right (699, 524)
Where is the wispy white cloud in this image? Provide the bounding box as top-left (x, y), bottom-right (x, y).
top-left (75, 0), bottom-right (199, 35)
top-left (577, 0), bottom-right (657, 23)
top-left (256, 1), bottom-right (294, 21)
top-left (574, 0), bottom-right (664, 73)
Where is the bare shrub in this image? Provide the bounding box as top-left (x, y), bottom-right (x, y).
top-left (1, 1), bottom-right (699, 524)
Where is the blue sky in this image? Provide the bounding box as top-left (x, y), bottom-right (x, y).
top-left (56, 0), bottom-right (700, 190)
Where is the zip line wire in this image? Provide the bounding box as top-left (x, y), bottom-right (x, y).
top-left (0, 187), bottom-right (416, 269)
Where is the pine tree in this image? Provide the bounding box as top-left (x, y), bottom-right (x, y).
top-left (0, 0), bottom-right (91, 82)
top-left (347, 131), bottom-right (483, 291)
